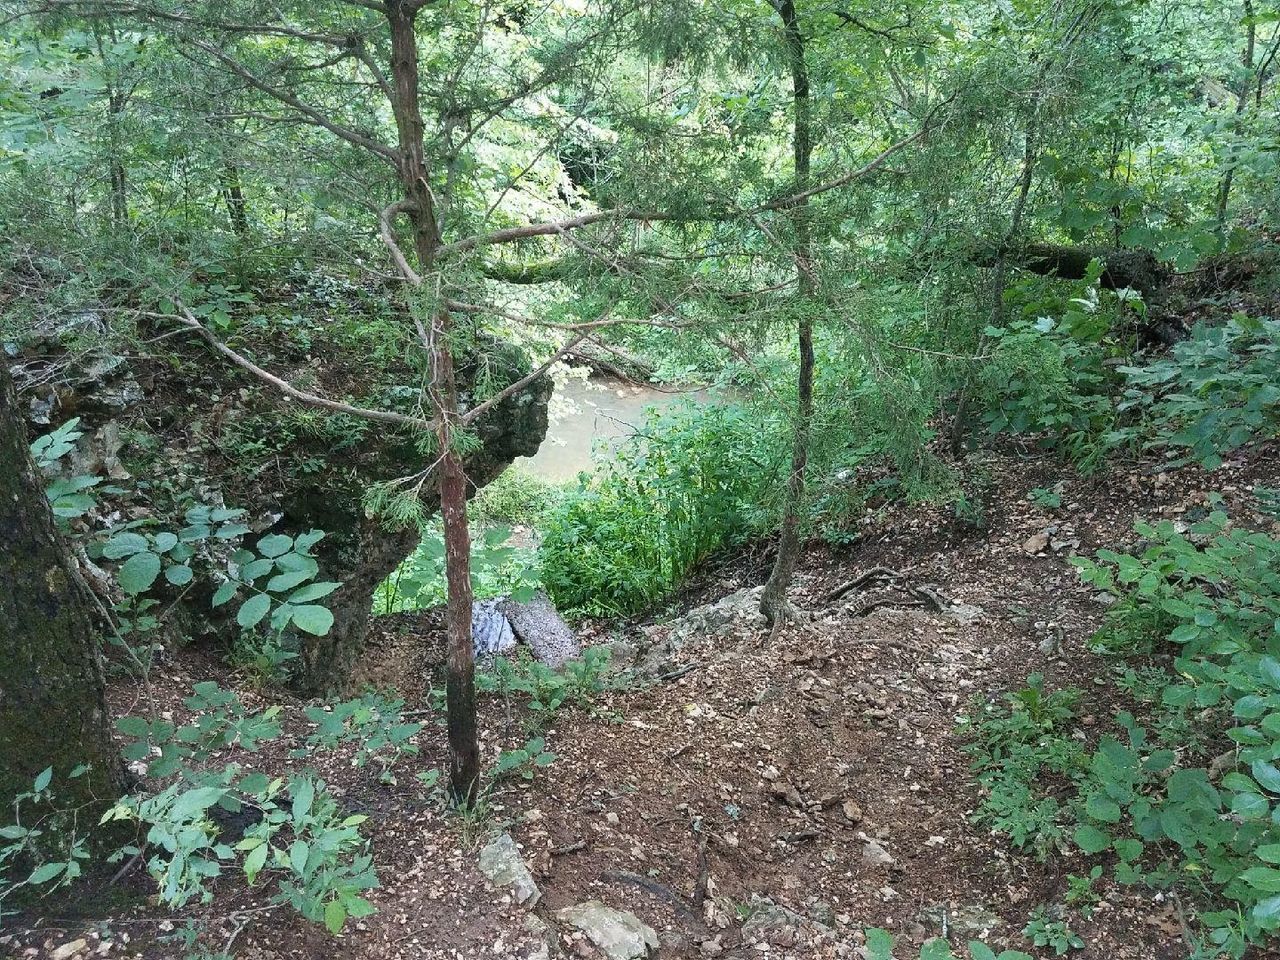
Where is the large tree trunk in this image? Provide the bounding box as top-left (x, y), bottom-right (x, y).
top-left (760, 0), bottom-right (814, 628)
top-left (0, 362), bottom-right (122, 814)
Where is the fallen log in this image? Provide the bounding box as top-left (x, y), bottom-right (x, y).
top-left (1013, 243), bottom-right (1171, 297)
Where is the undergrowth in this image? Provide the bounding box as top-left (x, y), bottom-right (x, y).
top-left (964, 499), bottom-right (1280, 958)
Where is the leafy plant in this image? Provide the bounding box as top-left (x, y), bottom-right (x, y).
top-left (1116, 316), bottom-right (1280, 469)
top-left (375, 524), bottom-right (538, 615)
top-left (1022, 907), bottom-right (1084, 955)
top-left (0, 767), bottom-right (94, 922)
top-left (492, 736), bottom-right (558, 782)
top-left (214, 529), bottom-right (342, 639)
top-left (1029, 486), bottom-right (1062, 509)
top-left (862, 928), bottom-right (1031, 960)
top-left (959, 675), bottom-right (1088, 858)
top-left (30, 417), bottom-right (102, 522)
top-left (476, 646), bottom-right (617, 730)
top-left (296, 694), bottom-right (423, 782)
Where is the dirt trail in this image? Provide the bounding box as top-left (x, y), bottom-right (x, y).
top-left (12, 440), bottom-right (1280, 960)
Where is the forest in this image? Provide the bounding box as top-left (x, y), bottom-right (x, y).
top-left (1, 0), bottom-right (1279, 957)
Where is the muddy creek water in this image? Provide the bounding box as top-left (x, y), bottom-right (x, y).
top-left (515, 377), bottom-right (711, 482)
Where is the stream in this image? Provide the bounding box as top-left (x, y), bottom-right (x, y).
top-left (515, 376), bottom-right (712, 482)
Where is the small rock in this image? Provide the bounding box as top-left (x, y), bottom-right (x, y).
top-left (1022, 532), bottom-right (1050, 554)
top-left (769, 782), bottom-right (804, 808)
top-left (557, 901), bottom-right (659, 960)
top-left (862, 839), bottom-right (894, 867)
top-left (841, 800), bottom-right (862, 823)
top-left (50, 941), bottom-right (88, 960)
top-left (478, 833), bottom-right (540, 906)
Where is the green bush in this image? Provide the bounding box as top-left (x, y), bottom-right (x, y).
top-left (539, 402), bottom-right (780, 617)
top-left (1116, 316), bottom-right (1280, 468)
top-left (469, 468), bottom-right (569, 528)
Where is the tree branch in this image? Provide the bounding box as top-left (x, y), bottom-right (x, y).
top-left (164, 305), bottom-right (437, 432)
top-left (189, 39), bottom-right (399, 164)
top-left (460, 334), bottom-right (588, 426)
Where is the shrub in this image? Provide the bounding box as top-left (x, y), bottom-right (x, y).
top-left (972, 507), bottom-right (1280, 957)
top-left (539, 402), bottom-right (779, 617)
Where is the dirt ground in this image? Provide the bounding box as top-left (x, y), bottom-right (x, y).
top-left (7, 437), bottom-right (1280, 960)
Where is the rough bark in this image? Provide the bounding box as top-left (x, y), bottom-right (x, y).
top-left (760, 0), bottom-right (814, 628)
top-left (299, 524), bottom-right (419, 696)
top-left (0, 361), bottom-right (122, 814)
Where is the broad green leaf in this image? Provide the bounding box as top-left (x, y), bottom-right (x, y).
top-left (102, 532), bottom-right (149, 559)
top-left (267, 570), bottom-right (313, 593)
top-left (27, 861), bottom-right (65, 885)
top-left (324, 897), bottom-right (347, 934)
top-left (117, 551), bottom-right (162, 594)
top-left (236, 593), bottom-right (272, 630)
top-left (165, 564), bottom-right (194, 586)
top-left (257, 534), bottom-right (293, 558)
top-left (243, 842), bottom-right (268, 883)
top-left (291, 605), bottom-right (335, 636)
top-left (288, 581), bottom-right (341, 603)
top-left (212, 580), bottom-right (238, 607)
top-left (1074, 824), bottom-right (1111, 854)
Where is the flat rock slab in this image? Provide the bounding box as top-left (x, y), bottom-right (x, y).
top-left (478, 833), bottom-right (540, 906)
top-left (557, 901), bottom-right (659, 960)
top-left (501, 591), bottom-right (581, 668)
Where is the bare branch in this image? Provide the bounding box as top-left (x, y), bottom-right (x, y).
top-left (460, 334), bottom-right (588, 426)
top-left (438, 96), bottom-right (953, 257)
top-left (189, 39), bottom-right (399, 164)
top-left (380, 199), bottom-right (424, 284)
top-left (163, 305), bottom-right (437, 431)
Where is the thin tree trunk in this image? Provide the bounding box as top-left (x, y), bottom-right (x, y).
top-left (0, 362), bottom-right (123, 816)
top-left (761, 0), bottom-right (814, 627)
top-left (950, 96), bottom-right (1041, 457)
top-left (1216, 0), bottom-right (1257, 227)
top-left (92, 23), bottom-right (127, 227)
top-left (385, 0), bottom-right (479, 804)
top-left (221, 162), bottom-right (249, 238)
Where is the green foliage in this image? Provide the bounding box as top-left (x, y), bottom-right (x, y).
top-left (958, 675), bottom-right (1087, 858)
top-left (1117, 317), bottom-right (1280, 468)
top-left (469, 468), bottom-right (568, 528)
top-left (375, 524), bottom-right (538, 615)
top-left (215, 529), bottom-right (341, 640)
top-left (228, 632), bottom-right (299, 689)
top-left (970, 506), bottom-right (1280, 956)
top-left (492, 737), bottom-right (558, 782)
top-left (476, 646), bottom-right (617, 730)
top-left (0, 767), bottom-right (94, 921)
top-left (862, 928), bottom-right (1032, 960)
top-left (1028, 486), bottom-right (1062, 510)
top-left (978, 275), bottom-right (1122, 471)
top-left (295, 694), bottom-right (423, 783)
top-left (30, 417), bottom-right (103, 522)
top-left (540, 403), bottom-right (777, 617)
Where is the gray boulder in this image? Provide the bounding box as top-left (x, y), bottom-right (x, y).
top-left (501, 591), bottom-right (581, 668)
